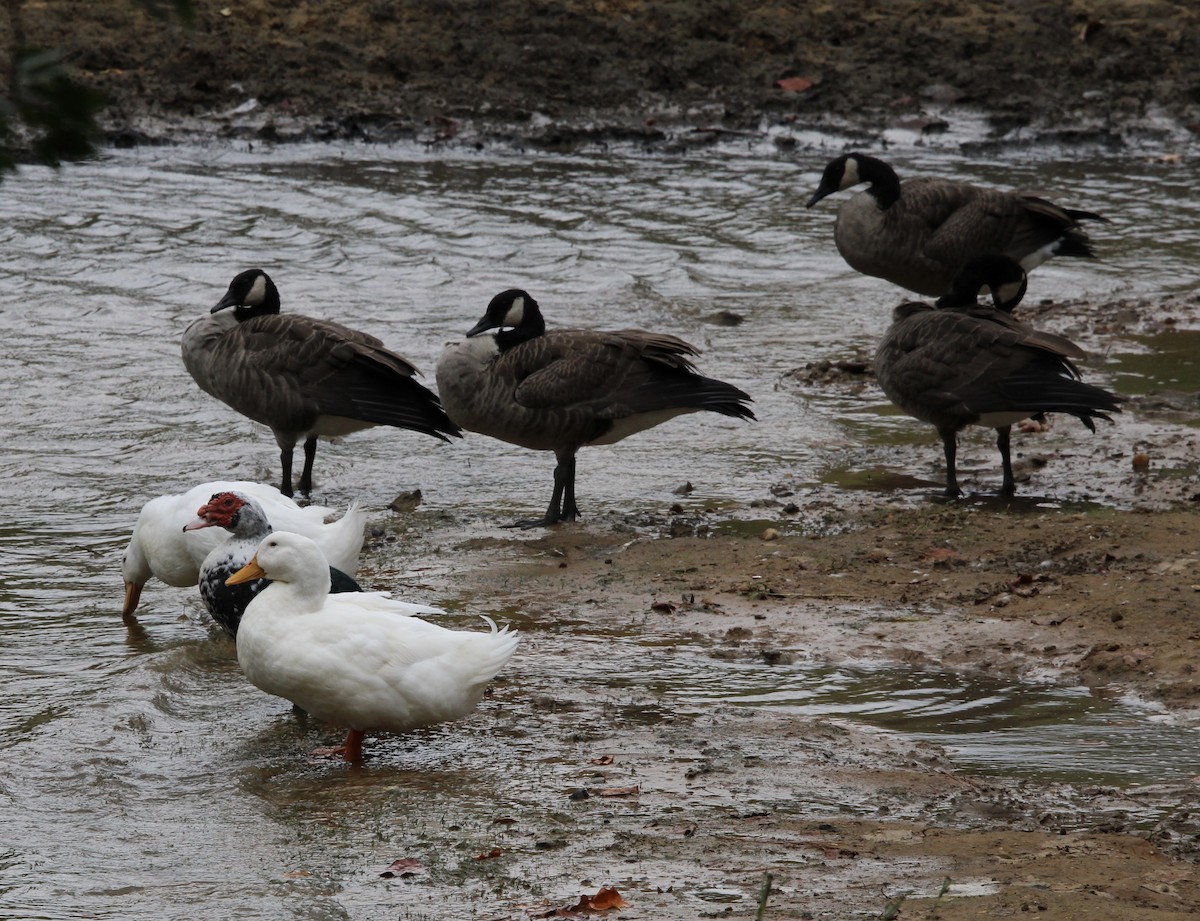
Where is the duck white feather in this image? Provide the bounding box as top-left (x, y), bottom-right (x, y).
top-left (120, 481), bottom-right (366, 619)
top-left (229, 532), bottom-right (518, 762)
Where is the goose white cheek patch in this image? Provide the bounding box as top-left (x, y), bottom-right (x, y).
top-left (841, 158), bottom-right (861, 189)
top-left (246, 273), bottom-right (267, 306)
top-left (502, 296), bottom-right (525, 328)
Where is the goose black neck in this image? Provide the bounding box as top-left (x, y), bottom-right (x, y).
top-left (495, 307), bottom-right (546, 351)
top-left (233, 298), bottom-right (281, 322)
top-left (857, 155), bottom-right (901, 210)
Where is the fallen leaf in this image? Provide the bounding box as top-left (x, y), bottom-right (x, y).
top-left (587, 886), bottom-right (630, 910)
top-left (474, 847), bottom-right (503, 860)
top-left (380, 857), bottom-right (423, 878)
top-left (775, 76), bottom-right (814, 93)
top-left (919, 547), bottom-right (964, 567)
top-left (589, 755), bottom-right (614, 765)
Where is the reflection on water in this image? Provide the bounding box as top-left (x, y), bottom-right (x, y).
top-left (1, 137), bottom-right (1197, 918)
top-left (598, 640), bottom-right (1198, 786)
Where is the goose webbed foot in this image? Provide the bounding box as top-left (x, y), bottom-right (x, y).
top-left (503, 454), bottom-right (579, 529)
top-left (502, 500), bottom-right (573, 530)
top-left (502, 514), bottom-right (562, 530)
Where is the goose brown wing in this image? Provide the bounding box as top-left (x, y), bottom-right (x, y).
top-left (922, 188), bottom-right (1089, 268)
top-left (882, 309), bottom-right (1117, 422)
top-left (504, 330), bottom-right (751, 419)
top-left (213, 315), bottom-right (457, 439)
top-left (918, 188), bottom-right (1033, 265)
top-left (881, 310), bottom-right (1065, 416)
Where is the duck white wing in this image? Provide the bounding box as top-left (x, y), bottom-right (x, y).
top-left (328, 591), bottom-right (447, 617)
top-left (237, 595), bottom-right (516, 733)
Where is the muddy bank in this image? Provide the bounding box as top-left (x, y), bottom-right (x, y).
top-left (358, 494), bottom-right (1200, 919)
top-left (20, 0), bottom-right (1200, 149)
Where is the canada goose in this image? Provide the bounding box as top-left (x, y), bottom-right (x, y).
top-left (806, 153), bottom-right (1108, 296)
top-left (874, 255), bottom-right (1123, 496)
top-left (120, 480), bottom-right (365, 621)
top-left (182, 269), bottom-right (462, 497)
top-left (183, 491), bottom-right (381, 636)
top-left (435, 289), bottom-right (756, 528)
top-left (227, 532), bottom-right (518, 763)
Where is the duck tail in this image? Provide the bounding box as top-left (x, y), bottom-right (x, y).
top-left (471, 615), bottom-right (520, 682)
top-left (320, 500), bottom-right (367, 576)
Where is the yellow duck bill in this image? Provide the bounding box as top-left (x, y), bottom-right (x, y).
top-left (226, 556), bottom-right (266, 585)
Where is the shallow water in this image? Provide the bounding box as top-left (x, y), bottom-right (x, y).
top-left (1, 135), bottom-right (1198, 918)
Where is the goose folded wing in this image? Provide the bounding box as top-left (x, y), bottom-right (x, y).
top-left (308, 345), bottom-right (453, 437)
top-left (976, 355), bottom-right (1120, 429)
top-left (241, 315), bottom-right (449, 437)
top-left (920, 192), bottom-right (1033, 267)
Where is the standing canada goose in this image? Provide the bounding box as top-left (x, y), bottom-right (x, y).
top-left (182, 269), bottom-right (462, 497)
top-left (435, 289), bottom-right (756, 528)
top-left (228, 532), bottom-right (518, 763)
top-left (806, 153), bottom-right (1108, 296)
top-left (874, 255), bottom-right (1123, 496)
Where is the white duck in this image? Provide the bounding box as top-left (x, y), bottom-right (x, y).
top-left (228, 532), bottom-right (519, 763)
top-left (120, 481), bottom-right (366, 621)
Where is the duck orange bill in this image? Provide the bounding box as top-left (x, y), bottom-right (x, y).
top-left (226, 556), bottom-right (266, 586)
top-left (122, 581), bottom-right (143, 619)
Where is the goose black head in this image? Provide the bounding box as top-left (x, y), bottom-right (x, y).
top-left (806, 152), bottom-right (898, 209)
top-left (466, 288), bottom-right (546, 349)
top-left (937, 255), bottom-right (1028, 314)
top-left (211, 269), bottom-right (282, 319)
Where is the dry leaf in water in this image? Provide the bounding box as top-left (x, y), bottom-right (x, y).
top-left (587, 886), bottom-right (629, 910)
top-left (561, 886), bottom-right (631, 913)
top-left (775, 76), bottom-right (814, 93)
top-left (380, 857), bottom-right (423, 878)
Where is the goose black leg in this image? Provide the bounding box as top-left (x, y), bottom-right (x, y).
top-left (279, 445), bottom-right (295, 498)
top-left (996, 425), bottom-right (1016, 495)
top-left (297, 436), bottom-right (319, 497)
top-left (939, 426), bottom-right (963, 497)
top-left (504, 451), bottom-right (577, 529)
top-left (560, 455), bottom-right (579, 522)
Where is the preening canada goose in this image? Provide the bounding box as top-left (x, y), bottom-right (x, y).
top-left (874, 255), bottom-right (1123, 496)
top-left (806, 153), bottom-right (1108, 296)
top-left (435, 289), bottom-right (756, 528)
top-left (182, 269), bottom-right (462, 497)
top-left (228, 532), bottom-right (518, 763)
